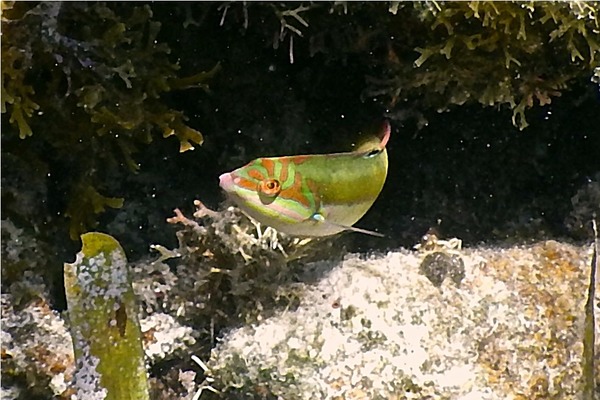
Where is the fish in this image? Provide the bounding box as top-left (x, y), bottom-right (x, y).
top-left (218, 121), bottom-right (390, 237)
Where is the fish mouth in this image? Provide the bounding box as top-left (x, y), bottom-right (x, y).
top-left (219, 172), bottom-right (234, 191)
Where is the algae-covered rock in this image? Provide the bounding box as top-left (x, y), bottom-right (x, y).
top-left (204, 240), bottom-right (598, 399)
top-left (64, 232), bottom-right (149, 400)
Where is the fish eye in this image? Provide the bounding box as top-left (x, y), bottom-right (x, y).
top-left (258, 179), bottom-right (281, 197)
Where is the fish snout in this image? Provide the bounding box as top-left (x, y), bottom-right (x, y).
top-left (219, 172), bottom-right (234, 191)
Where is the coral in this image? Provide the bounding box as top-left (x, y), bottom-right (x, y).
top-left (1, 2), bottom-right (217, 239)
top-left (0, 219), bottom-right (74, 398)
top-left (204, 240), bottom-right (597, 399)
top-left (132, 201), bottom-right (343, 342)
top-left (64, 232), bottom-right (149, 400)
top-left (110, 199), bottom-right (344, 396)
top-left (1, 292), bottom-right (75, 399)
top-left (2, 206), bottom-right (597, 399)
top-left (140, 313), bottom-right (196, 363)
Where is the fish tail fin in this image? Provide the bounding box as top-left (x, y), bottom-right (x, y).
top-left (378, 120), bottom-right (391, 149)
top-left (355, 120), bottom-right (391, 153)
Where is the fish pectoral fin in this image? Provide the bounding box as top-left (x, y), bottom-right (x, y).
top-left (343, 225), bottom-right (386, 237)
top-left (310, 213), bottom-right (385, 238)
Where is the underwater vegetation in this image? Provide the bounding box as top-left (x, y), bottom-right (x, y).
top-left (124, 201), bottom-right (345, 397)
top-left (1, 2), bottom-right (599, 397)
top-left (3, 1), bottom-right (599, 248)
top-left (368, 1), bottom-right (600, 130)
top-left (581, 218), bottom-right (598, 400)
top-left (64, 232), bottom-right (149, 400)
top-left (1, 2), bottom-right (216, 240)
top-left (2, 208), bottom-right (598, 398)
top-left (150, 201), bottom-right (343, 327)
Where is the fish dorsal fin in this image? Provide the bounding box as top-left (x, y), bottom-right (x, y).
top-left (355, 120), bottom-right (391, 154)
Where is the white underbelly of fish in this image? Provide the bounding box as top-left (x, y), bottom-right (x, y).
top-left (246, 201), bottom-right (374, 237)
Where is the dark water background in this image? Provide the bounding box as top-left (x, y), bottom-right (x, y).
top-left (96, 4), bottom-right (600, 258)
top-left (2, 2), bottom-right (599, 289)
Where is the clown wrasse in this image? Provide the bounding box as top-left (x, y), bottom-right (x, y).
top-left (219, 121), bottom-right (390, 237)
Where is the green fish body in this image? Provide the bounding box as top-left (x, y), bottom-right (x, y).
top-left (219, 122), bottom-right (390, 237)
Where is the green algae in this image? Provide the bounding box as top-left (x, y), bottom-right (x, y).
top-left (64, 232), bottom-right (149, 400)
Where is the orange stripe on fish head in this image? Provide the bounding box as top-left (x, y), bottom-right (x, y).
top-left (260, 158), bottom-right (277, 177)
top-left (277, 165), bottom-right (317, 210)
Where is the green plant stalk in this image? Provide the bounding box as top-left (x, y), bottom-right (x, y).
top-left (64, 232), bottom-right (149, 400)
top-left (582, 218), bottom-right (597, 400)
